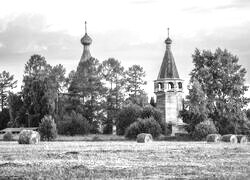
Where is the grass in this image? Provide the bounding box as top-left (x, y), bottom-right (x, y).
top-left (0, 140), bottom-right (249, 179)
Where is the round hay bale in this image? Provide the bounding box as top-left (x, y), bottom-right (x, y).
top-left (236, 135), bottom-right (248, 144)
top-left (221, 134), bottom-right (238, 143)
top-left (18, 130), bottom-right (40, 144)
top-left (206, 134), bottom-right (221, 142)
top-left (136, 133), bottom-right (153, 143)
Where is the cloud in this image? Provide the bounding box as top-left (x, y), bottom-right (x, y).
top-left (0, 14), bottom-right (80, 64)
top-left (1, 13), bottom-right (250, 97)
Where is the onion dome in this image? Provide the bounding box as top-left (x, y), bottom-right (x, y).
top-left (81, 21), bottom-right (92, 45)
top-left (165, 28), bottom-right (172, 45)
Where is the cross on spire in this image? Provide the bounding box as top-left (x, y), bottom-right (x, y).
top-left (167, 28), bottom-right (170, 38)
top-left (85, 21), bottom-right (87, 34)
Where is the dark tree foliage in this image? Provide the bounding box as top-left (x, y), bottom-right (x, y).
top-left (116, 103), bottom-right (142, 135)
top-left (69, 58), bottom-right (107, 133)
top-left (19, 54), bottom-right (65, 127)
top-left (140, 105), bottom-right (169, 134)
top-left (0, 108), bottom-right (10, 130)
top-left (181, 48), bottom-right (250, 135)
top-left (100, 58), bottom-right (126, 134)
top-left (57, 110), bottom-right (90, 136)
top-left (39, 115), bottom-right (57, 141)
top-left (8, 92), bottom-right (23, 127)
top-left (125, 117), bottom-right (162, 139)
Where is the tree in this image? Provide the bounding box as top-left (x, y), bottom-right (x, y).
top-left (0, 71), bottom-right (17, 111)
top-left (125, 65), bottom-right (147, 104)
top-left (69, 58), bottom-right (107, 132)
top-left (181, 48), bottom-right (250, 135)
top-left (21, 54), bottom-right (61, 127)
top-left (8, 92), bottom-right (23, 127)
top-left (100, 58), bottom-right (126, 133)
top-left (125, 65), bottom-right (147, 97)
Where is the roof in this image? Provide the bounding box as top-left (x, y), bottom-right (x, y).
top-left (81, 33), bottom-right (92, 45)
top-left (157, 38), bottom-right (180, 79)
top-left (0, 127), bottom-right (38, 134)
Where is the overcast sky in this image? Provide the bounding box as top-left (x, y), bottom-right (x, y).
top-left (0, 0), bottom-right (250, 98)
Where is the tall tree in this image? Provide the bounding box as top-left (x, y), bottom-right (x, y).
top-left (125, 65), bottom-right (147, 105)
top-left (69, 58), bottom-right (107, 132)
top-left (0, 71), bottom-right (17, 111)
top-left (181, 48), bottom-right (250, 135)
top-left (100, 58), bottom-right (126, 133)
top-left (21, 54), bottom-right (63, 127)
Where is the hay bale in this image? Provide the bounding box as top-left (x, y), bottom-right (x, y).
top-left (236, 135), bottom-right (248, 144)
top-left (221, 134), bottom-right (238, 143)
top-left (18, 130), bottom-right (40, 144)
top-left (136, 133), bottom-right (153, 143)
top-left (206, 134), bottom-right (221, 142)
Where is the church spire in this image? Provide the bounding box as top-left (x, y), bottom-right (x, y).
top-left (165, 27), bottom-right (172, 46)
top-left (157, 28), bottom-right (179, 79)
top-left (80, 21), bottom-right (92, 62)
top-left (85, 21), bottom-right (87, 34)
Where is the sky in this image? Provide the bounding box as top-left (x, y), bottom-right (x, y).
top-left (0, 0), bottom-right (250, 98)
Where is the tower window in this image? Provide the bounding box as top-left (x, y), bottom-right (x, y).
top-left (158, 83), bottom-right (163, 90)
top-left (178, 82), bottom-right (182, 89)
top-left (168, 82), bottom-right (174, 90)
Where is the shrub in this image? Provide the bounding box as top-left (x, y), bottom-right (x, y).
top-left (140, 105), bottom-right (170, 135)
top-left (125, 117), bottom-right (162, 139)
top-left (57, 111), bottom-right (90, 136)
top-left (3, 131), bottom-right (13, 141)
top-left (193, 119), bottom-right (217, 140)
top-left (39, 115), bottom-right (57, 141)
top-left (116, 104), bottom-right (142, 135)
top-left (18, 130), bottom-right (40, 144)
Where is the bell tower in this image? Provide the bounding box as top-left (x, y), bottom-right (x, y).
top-left (154, 28), bottom-right (185, 135)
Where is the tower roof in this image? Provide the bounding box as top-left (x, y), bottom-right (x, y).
top-left (81, 21), bottom-right (92, 45)
top-left (157, 28), bottom-right (180, 79)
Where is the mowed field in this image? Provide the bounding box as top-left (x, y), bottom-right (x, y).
top-left (0, 140), bottom-right (249, 179)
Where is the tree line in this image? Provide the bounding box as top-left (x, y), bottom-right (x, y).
top-left (0, 54), bottom-right (148, 134)
top-left (1, 47), bottom-right (250, 138)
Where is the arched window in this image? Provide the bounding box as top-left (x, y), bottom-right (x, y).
top-left (158, 83), bottom-right (163, 90)
top-left (178, 82), bottom-right (182, 89)
top-left (168, 82), bottom-right (174, 90)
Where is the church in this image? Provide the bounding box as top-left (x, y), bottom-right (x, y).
top-left (154, 29), bottom-right (187, 136)
top-left (77, 22), bottom-right (186, 135)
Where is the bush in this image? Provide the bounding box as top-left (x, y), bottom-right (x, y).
top-left (18, 130), bottom-right (40, 144)
top-left (39, 115), bottom-right (57, 141)
top-left (57, 111), bottom-right (90, 136)
top-left (3, 131), bottom-right (13, 141)
top-left (116, 104), bottom-right (142, 135)
top-left (193, 119), bottom-right (217, 140)
top-left (125, 117), bottom-right (162, 139)
top-left (140, 105), bottom-right (170, 135)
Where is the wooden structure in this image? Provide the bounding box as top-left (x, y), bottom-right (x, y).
top-left (154, 29), bottom-right (186, 136)
top-left (0, 127), bottom-right (38, 135)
